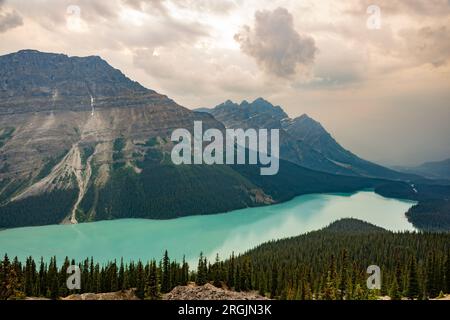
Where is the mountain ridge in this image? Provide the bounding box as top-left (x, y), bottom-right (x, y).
top-left (0, 49), bottom-right (176, 115)
top-left (394, 158), bottom-right (450, 180)
top-left (197, 99), bottom-right (417, 180)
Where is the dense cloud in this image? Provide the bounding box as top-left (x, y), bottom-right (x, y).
top-left (234, 7), bottom-right (317, 78)
top-left (0, 11), bottom-right (21, 32)
top-left (0, 0), bottom-right (22, 33)
top-left (400, 26), bottom-right (450, 67)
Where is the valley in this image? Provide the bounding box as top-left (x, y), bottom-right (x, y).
top-left (0, 50), bottom-right (409, 230)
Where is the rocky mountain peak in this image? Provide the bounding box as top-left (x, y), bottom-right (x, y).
top-left (0, 50), bottom-right (169, 115)
top-left (252, 97), bottom-right (271, 105)
top-left (284, 113), bottom-right (328, 136)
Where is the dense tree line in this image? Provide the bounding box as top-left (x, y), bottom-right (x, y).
top-left (227, 219), bottom-right (450, 300)
top-left (376, 182), bottom-right (450, 232)
top-left (1, 220), bottom-right (449, 300)
top-left (406, 199), bottom-right (450, 232)
top-left (0, 250), bottom-right (189, 300)
top-left (0, 189), bottom-right (78, 228)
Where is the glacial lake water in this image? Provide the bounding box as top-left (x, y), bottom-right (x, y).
top-left (0, 191), bottom-right (416, 266)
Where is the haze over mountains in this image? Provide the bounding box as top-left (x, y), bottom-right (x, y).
top-left (197, 99), bottom-right (414, 180)
top-left (0, 50), bottom-right (396, 229)
top-left (394, 159), bottom-right (450, 181)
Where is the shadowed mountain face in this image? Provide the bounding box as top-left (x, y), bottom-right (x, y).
top-left (0, 50), bottom-right (384, 229)
top-left (198, 99), bottom-right (414, 180)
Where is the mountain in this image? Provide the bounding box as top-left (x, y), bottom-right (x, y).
top-left (394, 159), bottom-right (450, 180)
top-left (198, 99), bottom-right (415, 180)
top-left (0, 50), bottom-right (383, 229)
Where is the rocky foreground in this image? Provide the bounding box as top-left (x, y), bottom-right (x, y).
top-left (60, 283), bottom-right (268, 300)
top-left (163, 283), bottom-right (268, 300)
top-left (27, 287), bottom-right (450, 300)
top-left (62, 289), bottom-right (140, 300)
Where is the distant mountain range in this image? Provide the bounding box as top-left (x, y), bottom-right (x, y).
top-left (0, 50), bottom-right (390, 229)
top-left (394, 159), bottom-right (450, 180)
top-left (197, 99), bottom-right (415, 180)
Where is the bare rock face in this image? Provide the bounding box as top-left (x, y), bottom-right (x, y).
top-left (0, 50), bottom-right (272, 228)
top-left (0, 49), bottom-right (156, 115)
top-left (164, 283), bottom-right (268, 300)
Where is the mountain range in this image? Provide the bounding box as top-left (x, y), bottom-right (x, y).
top-left (197, 99), bottom-right (415, 180)
top-left (0, 50), bottom-right (416, 229)
top-left (394, 159), bottom-right (450, 180)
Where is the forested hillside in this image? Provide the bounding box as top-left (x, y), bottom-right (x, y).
top-left (375, 182), bottom-right (450, 231)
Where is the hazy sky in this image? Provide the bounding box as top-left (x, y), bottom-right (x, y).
top-left (0, 0), bottom-right (449, 166)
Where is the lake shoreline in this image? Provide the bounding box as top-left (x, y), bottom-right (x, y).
top-left (0, 191), bottom-right (416, 266)
top-left (0, 188), bottom-right (417, 232)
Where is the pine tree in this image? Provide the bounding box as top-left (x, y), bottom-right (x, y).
top-left (118, 258), bottom-right (124, 291)
top-left (135, 261), bottom-right (145, 299)
top-left (110, 261), bottom-right (119, 292)
top-left (395, 259), bottom-right (404, 293)
top-left (445, 253), bottom-right (450, 294)
top-left (213, 254), bottom-right (221, 288)
top-left (94, 263), bottom-right (101, 293)
top-left (426, 252), bottom-right (438, 298)
top-left (339, 250), bottom-right (348, 299)
top-left (235, 264), bottom-right (241, 292)
top-left (180, 256), bottom-right (188, 286)
top-left (6, 262), bottom-right (21, 299)
top-left (38, 258), bottom-right (46, 297)
top-left (161, 251), bottom-right (171, 293)
top-left (322, 255), bottom-right (337, 300)
top-left (47, 257), bottom-right (59, 299)
top-left (0, 255), bottom-right (11, 299)
top-left (240, 259), bottom-right (252, 291)
top-left (389, 276), bottom-right (401, 300)
top-left (322, 271), bottom-right (337, 300)
top-left (270, 264), bottom-right (278, 299)
top-left (88, 258), bottom-right (95, 293)
top-left (145, 261), bottom-right (160, 300)
top-left (406, 257), bottom-right (420, 300)
top-left (258, 277), bottom-right (266, 297)
top-left (24, 256), bottom-right (36, 297)
top-left (59, 257), bottom-right (70, 298)
top-left (196, 253), bottom-right (207, 286)
top-left (227, 252), bottom-right (235, 289)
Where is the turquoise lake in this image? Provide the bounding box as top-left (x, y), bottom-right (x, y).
top-left (0, 191), bottom-right (416, 266)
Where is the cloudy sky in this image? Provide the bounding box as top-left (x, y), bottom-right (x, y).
top-left (0, 0), bottom-right (449, 166)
